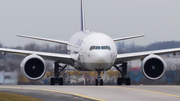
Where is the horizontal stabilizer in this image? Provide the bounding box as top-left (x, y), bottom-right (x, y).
top-left (17, 34), bottom-right (79, 48)
top-left (113, 34), bottom-right (145, 42)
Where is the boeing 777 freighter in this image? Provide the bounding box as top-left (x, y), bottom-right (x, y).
top-left (0, 0), bottom-right (180, 85)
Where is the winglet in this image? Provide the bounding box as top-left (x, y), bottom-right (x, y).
top-left (113, 34), bottom-right (145, 42)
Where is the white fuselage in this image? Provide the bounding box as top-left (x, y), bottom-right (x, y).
top-left (67, 31), bottom-right (117, 71)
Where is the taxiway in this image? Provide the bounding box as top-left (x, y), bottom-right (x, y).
top-left (0, 85), bottom-right (180, 101)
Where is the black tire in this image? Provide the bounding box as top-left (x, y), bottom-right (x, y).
top-left (59, 78), bottom-right (63, 85)
top-left (95, 79), bottom-right (98, 86)
top-left (117, 78), bottom-right (122, 85)
top-left (100, 79), bottom-right (103, 86)
top-left (50, 77), bottom-right (55, 85)
top-left (126, 78), bottom-right (131, 85)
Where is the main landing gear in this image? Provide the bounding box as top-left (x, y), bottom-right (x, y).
top-left (95, 69), bottom-right (103, 86)
top-left (50, 62), bottom-right (67, 85)
top-left (114, 62), bottom-right (131, 85)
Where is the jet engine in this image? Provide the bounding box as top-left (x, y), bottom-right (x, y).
top-left (20, 54), bottom-right (46, 80)
top-left (141, 54), bottom-right (166, 80)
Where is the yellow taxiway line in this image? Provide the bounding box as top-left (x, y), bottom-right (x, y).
top-left (106, 86), bottom-right (180, 98)
top-left (0, 86), bottom-right (106, 101)
top-left (1, 86), bottom-right (180, 100)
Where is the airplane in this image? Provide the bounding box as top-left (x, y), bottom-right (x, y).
top-left (1, 0), bottom-right (180, 86)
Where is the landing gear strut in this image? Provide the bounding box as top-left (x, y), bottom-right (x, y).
top-left (114, 62), bottom-right (131, 85)
top-left (50, 62), bottom-right (67, 85)
top-left (95, 69), bottom-right (103, 86)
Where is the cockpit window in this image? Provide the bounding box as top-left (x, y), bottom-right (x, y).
top-left (90, 46), bottom-right (111, 50)
top-left (101, 46), bottom-right (106, 50)
top-left (95, 46), bottom-right (100, 50)
top-left (106, 46), bottom-right (111, 50)
top-left (90, 46), bottom-right (95, 50)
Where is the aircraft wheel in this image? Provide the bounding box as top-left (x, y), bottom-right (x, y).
top-left (126, 78), bottom-right (131, 85)
top-left (117, 78), bottom-right (122, 85)
top-left (59, 78), bottom-right (63, 85)
top-left (50, 77), bottom-right (55, 85)
top-left (95, 79), bottom-right (98, 86)
top-left (100, 79), bottom-right (103, 86)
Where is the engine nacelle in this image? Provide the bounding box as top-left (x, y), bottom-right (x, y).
top-left (141, 54), bottom-right (166, 80)
top-left (20, 54), bottom-right (46, 80)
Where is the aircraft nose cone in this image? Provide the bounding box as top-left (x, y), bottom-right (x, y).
top-left (95, 52), bottom-right (110, 63)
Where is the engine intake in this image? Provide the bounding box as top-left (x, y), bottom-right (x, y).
top-left (20, 54), bottom-right (46, 80)
top-left (141, 54), bottom-right (166, 80)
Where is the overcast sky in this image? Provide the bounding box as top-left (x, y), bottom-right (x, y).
top-left (0, 0), bottom-right (180, 47)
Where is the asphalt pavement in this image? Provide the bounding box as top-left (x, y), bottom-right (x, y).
top-left (0, 85), bottom-right (180, 101)
top-left (0, 87), bottom-right (96, 101)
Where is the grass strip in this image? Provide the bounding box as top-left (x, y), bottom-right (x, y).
top-left (0, 92), bottom-right (44, 101)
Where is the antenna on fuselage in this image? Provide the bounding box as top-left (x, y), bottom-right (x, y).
top-left (81, 0), bottom-right (86, 31)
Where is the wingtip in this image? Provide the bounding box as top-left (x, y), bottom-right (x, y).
top-left (137, 34), bottom-right (145, 38)
top-left (16, 34), bottom-right (21, 37)
top-left (139, 34), bottom-right (145, 37)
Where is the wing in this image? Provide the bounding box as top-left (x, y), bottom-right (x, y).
top-left (0, 48), bottom-right (74, 66)
top-left (114, 48), bottom-right (180, 65)
top-left (113, 34), bottom-right (145, 42)
top-left (17, 34), bottom-right (79, 48)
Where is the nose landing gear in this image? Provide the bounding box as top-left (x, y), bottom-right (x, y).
top-left (95, 69), bottom-right (103, 86)
top-left (114, 62), bottom-right (131, 85)
top-left (50, 62), bottom-right (67, 85)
